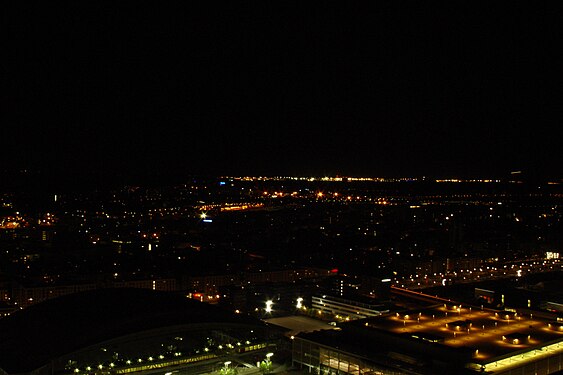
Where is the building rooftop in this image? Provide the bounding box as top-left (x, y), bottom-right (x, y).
top-left (353, 303), bottom-right (563, 372)
top-left (264, 315), bottom-right (338, 337)
top-left (296, 303), bottom-right (563, 373)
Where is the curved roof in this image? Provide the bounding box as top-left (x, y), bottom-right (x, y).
top-left (0, 288), bottom-right (265, 373)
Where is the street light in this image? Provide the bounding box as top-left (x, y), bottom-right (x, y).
top-left (259, 353), bottom-right (274, 374)
top-left (221, 361), bottom-right (236, 375)
top-left (265, 300), bottom-right (273, 313)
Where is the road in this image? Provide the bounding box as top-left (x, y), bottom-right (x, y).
top-left (393, 257), bottom-right (562, 290)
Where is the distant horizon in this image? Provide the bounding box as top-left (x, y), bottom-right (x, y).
top-left (2, 165), bottom-right (561, 179)
top-left (1, 166), bottom-right (561, 193)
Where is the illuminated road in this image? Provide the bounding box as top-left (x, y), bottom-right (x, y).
top-left (392, 257), bottom-right (562, 290)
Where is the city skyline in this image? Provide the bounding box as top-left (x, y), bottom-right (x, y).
top-left (1, 167), bottom-right (562, 375)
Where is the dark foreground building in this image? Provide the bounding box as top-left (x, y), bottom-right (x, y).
top-left (0, 288), bottom-right (280, 375)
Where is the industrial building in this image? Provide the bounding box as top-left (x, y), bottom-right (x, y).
top-left (293, 303), bottom-right (563, 374)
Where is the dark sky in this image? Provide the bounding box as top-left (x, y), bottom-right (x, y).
top-left (3, 2), bottom-right (563, 187)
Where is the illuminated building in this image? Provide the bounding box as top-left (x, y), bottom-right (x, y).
top-left (293, 303), bottom-right (563, 374)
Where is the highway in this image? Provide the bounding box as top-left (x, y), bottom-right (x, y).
top-left (392, 257), bottom-right (562, 290)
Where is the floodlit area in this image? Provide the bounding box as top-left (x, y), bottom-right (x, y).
top-left (362, 304), bottom-right (563, 370)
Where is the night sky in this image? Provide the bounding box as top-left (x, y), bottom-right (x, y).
top-left (3, 2), bottom-right (563, 188)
